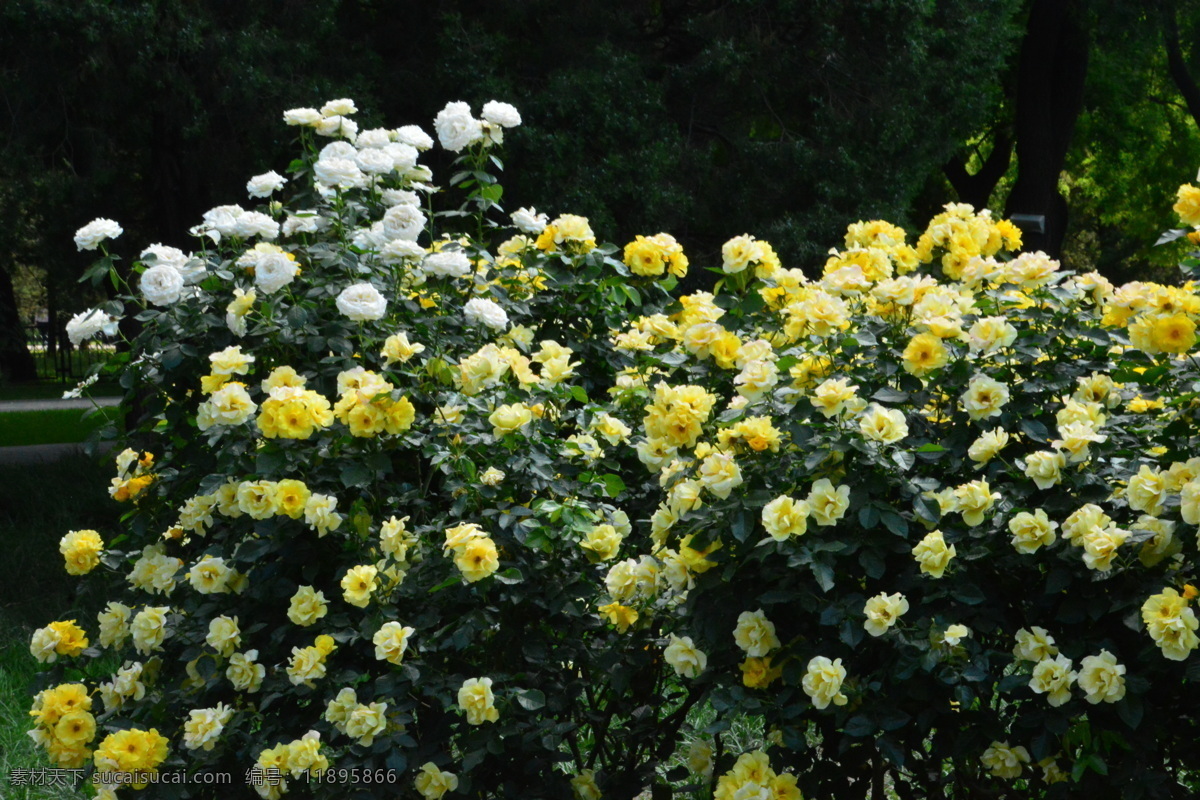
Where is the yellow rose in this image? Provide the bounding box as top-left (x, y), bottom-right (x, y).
top-left (274, 479), bottom-right (311, 519)
top-left (1008, 509), bottom-right (1058, 554)
top-left (131, 606), bottom-right (169, 655)
top-left (740, 656), bottom-right (782, 688)
top-left (1022, 450), bottom-right (1065, 489)
top-left (287, 586), bottom-right (329, 627)
top-left (911, 530), bottom-right (956, 578)
top-left (340, 565), bottom-right (379, 607)
top-left (980, 741), bottom-right (1030, 779)
top-left (961, 374), bottom-right (1010, 421)
top-left (863, 592), bottom-right (908, 637)
top-left (802, 656), bottom-right (848, 710)
top-left (373, 621), bottom-right (416, 664)
top-left (1076, 650), bottom-right (1126, 704)
top-left (967, 428), bottom-right (1010, 467)
top-left (381, 332), bottom-right (426, 365)
top-left (663, 634), bottom-right (707, 678)
top-left (807, 478), bottom-right (850, 527)
top-left (1173, 183), bottom-right (1200, 227)
top-left (458, 677), bottom-right (500, 724)
top-left (415, 762), bottom-right (460, 800)
top-left (901, 332), bottom-right (949, 376)
top-left (488, 403), bottom-right (533, 437)
top-left (205, 615), bottom-right (241, 657)
top-left (953, 479), bottom-right (999, 526)
top-left (59, 529), bottom-right (104, 575)
top-left (579, 524), bottom-right (623, 561)
top-left (454, 537), bottom-right (500, 583)
top-left (858, 403), bottom-right (909, 444)
top-left (733, 609), bottom-right (780, 657)
top-left (761, 495), bottom-right (810, 541)
top-left (226, 650), bottom-right (265, 692)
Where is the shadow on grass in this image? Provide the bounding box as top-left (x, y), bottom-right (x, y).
top-left (0, 454), bottom-right (121, 799)
top-left (0, 454), bottom-right (120, 629)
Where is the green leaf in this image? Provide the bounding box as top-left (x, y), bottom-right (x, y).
top-left (1019, 419), bottom-right (1048, 442)
top-left (340, 462), bottom-right (372, 488)
top-left (843, 715), bottom-right (874, 737)
top-left (516, 689), bottom-right (546, 711)
top-left (872, 387), bottom-right (908, 403)
top-left (569, 385), bottom-right (589, 403)
top-left (1116, 695), bottom-right (1143, 730)
top-left (811, 560), bottom-right (835, 592)
top-left (600, 473), bottom-right (625, 498)
top-left (859, 505), bottom-right (880, 529)
top-left (880, 510), bottom-right (908, 537)
top-left (495, 568), bottom-right (524, 585)
top-left (876, 734), bottom-right (905, 767)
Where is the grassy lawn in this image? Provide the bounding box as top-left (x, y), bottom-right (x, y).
top-left (0, 407), bottom-right (121, 447)
top-left (0, 382), bottom-right (120, 403)
top-left (0, 455), bottom-right (118, 799)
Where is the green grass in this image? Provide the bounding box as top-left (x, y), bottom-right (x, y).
top-left (0, 407), bottom-right (121, 447)
top-left (0, 618), bottom-right (83, 800)
top-left (0, 382), bottom-right (120, 402)
top-left (0, 455), bottom-right (119, 799)
top-left (0, 456), bottom-right (119, 627)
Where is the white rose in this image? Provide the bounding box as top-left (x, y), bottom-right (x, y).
top-left (481, 101), bottom-right (522, 128)
top-left (205, 205), bottom-right (244, 233)
top-left (463, 298), bottom-right (508, 330)
top-left (283, 214), bottom-right (323, 237)
top-left (511, 207), bottom-right (548, 234)
top-left (246, 171), bottom-right (287, 198)
top-left (383, 142), bottom-right (419, 171)
top-left (140, 264), bottom-right (185, 306)
top-left (395, 125), bottom-right (434, 151)
top-left (356, 147), bottom-right (395, 175)
top-left (315, 115), bottom-right (358, 140)
top-left (140, 244), bottom-right (188, 271)
top-left (434, 101), bottom-right (484, 152)
top-left (66, 309), bottom-right (119, 346)
top-left (234, 211), bottom-right (279, 240)
top-left (381, 239), bottom-right (426, 265)
top-left (319, 142), bottom-right (357, 161)
top-left (382, 189), bottom-right (421, 207)
top-left (382, 204), bottom-right (427, 242)
top-left (336, 283), bottom-right (388, 321)
top-left (142, 244), bottom-right (204, 284)
top-left (355, 128), bottom-right (392, 149)
top-left (314, 157), bottom-right (365, 190)
top-left (255, 253), bottom-right (300, 294)
top-left (424, 250), bottom-right (472, 278)
top-left (283, 108), bottom-right (322, 126)
top-left (74, 218), bottom-right (123, 251)
top-left (321, 98), bottom-right (358, 117)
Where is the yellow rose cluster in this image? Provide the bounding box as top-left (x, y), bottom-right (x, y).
top-left (28, 683), bottom-right (96, 768)
top-left (622, 232), bottom-right (689, 279)
top-left (108, 448), bottom-right (155, 502)
top-left (713, 751), bottom-right (801, 800)
top-left (333, 367), bottom-right (416, 437)
top-left (443, 522), bottom-right (500, 583)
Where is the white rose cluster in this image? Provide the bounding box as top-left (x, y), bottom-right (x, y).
top-left (66, 309), bottom-right (120, 346)
top-left (434, 100), bottom-right (521, 152)
top-left (463, 297), bottom-right (509, 330)
top-left (74, 218), bottom-right (123, 251)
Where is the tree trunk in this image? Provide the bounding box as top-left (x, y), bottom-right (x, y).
top-left (1004, 0), bottom-right (1089, 257)
top-left (1160, 0), bottom-right (1200, 130)
top-left (0, 264), bottom-right (37, 382)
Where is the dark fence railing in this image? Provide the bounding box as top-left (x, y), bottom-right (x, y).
top-left (23, 321), bottom-right (112, 382)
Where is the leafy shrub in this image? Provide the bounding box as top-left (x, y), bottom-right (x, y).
top-left (29, 101), bottom-right (1200, 799)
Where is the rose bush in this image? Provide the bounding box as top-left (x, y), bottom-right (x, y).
top-left (30, 97), bottom-right (1200, 799)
